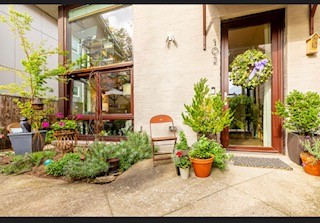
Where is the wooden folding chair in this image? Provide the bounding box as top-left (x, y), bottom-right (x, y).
top-left (149, 115), bottom-right (177, 166)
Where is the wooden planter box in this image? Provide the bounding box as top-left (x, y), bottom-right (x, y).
top-left (54, 130), bottom-right (78, 153)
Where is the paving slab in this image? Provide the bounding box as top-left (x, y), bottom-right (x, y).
top-left (233, 166), bottom-right (320, 216)
top-left (165, 187), bottom-right (288, 216)
top-left (106, 160), bottom-right (229, 216)
top-left (0, 175), bottom-right (9, 184)
top-left (0, 174), bottom-right (66, 195)
top-left (0, 181), bottom-right (111, 216)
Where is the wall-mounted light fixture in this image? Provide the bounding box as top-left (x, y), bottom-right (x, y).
top-left (211, 87), bottom-right (216, 95)
top-left (166, 34), bottom-right (176, 47)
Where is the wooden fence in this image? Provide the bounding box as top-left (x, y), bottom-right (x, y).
top-left (0, 94), bottom-right (58, 149)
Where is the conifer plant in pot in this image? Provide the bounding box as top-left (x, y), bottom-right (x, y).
top-left (275, 90), bottom-right (320, 165)
top-left (182, 78), bottom-right (233, 141)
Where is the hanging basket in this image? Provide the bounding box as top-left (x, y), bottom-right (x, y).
top-left (229, 49), bottom-right (273, 89)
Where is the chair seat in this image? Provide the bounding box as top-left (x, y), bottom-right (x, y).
top-left (151, 136), bottom-right (177, 142)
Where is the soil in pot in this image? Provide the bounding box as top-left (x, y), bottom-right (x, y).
top-left (300, 152), bottom-right (320, 176)
top-left (190, 156), bottom-right (214, 178)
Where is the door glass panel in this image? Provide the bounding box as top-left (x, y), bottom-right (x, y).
top-left (228, 23), bottom-right (272, 147)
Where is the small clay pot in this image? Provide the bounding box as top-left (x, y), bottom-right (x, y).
top-left (300, 152), bottom-right (320, 176)
top-left (190, 156), bottom-right (214, 178)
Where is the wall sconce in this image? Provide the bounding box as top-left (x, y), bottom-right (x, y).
top-left (166, 34), bottom-right (176, 47)
top-left (210, 87), bottom-right (216, 95)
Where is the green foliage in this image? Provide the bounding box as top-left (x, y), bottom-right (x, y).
top-left (0, 154), bottom-right (33, 175)
top-left (175, 131), bottom-right (189, 151)
top-left (45, 153), bottom-right (81, 177)
top-left (0, 6), bottom-right (73, 130)
top-left (174, 156), bottom-right (191, 169)
top-left (229, 95), bottom-right (258, 130)
top-left (189, 136), bottom-right (214, 159)
top-left (300, 137), bottom-right (320, 161)
top-left (182, 78), bottom-right (234, 135)
top-left (51, 119), bottom-right (78, 131)
top-left (229, 49), bottom-right (273, 89)
top-left (275, 90), bottom-right (320, 135)
top-left (45, 130), bottom-right (56, 144)
top-left (29, 151), bottom-right (56, 166)
top-left (63, 156), bottom-right (109, 180)
top-left (188, 136), bottom-right (231, 169)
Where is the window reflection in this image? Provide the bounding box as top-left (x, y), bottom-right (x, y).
top-left (72, 78), bottom-right (96, 115)
top-left (100, 70), bottom-right (131, 114)
top-left (68, 5), bottom-right (133, 68)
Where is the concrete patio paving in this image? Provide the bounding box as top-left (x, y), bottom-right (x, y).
top-left (0, 152), bottom-right (319, 217)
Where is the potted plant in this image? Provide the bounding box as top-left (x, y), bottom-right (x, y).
top-left (275, 90), bottom-right (320, 165)
top-left (173, 151), bottom-right (191, 180)
top-left (0, 7), bottom-right (72, 154)
top-left (175, 131), bottom-right (189, 155)
top-left (182, 78), bottom-right (233, 140)
top-left (299, 136), bottom-right (320, 176)
top-left (188, 136), bottom-right (215, 178)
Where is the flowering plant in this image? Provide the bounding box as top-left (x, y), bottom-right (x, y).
top-left (50, 113), bottom-right (81, 131)
top-left (173, 151), bottom-right (191, 169)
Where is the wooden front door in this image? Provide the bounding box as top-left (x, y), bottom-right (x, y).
top-left (221, 9), bottom-right (284, 153)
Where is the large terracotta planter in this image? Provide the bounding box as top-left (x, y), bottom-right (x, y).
top-left (300, 152), bottom-right (320, 176)
top-left (190, 156), bottom-right (214, 178)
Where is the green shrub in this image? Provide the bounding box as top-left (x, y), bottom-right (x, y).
top-left (30, 151), bottom-right (56, 166)
top-left (63, 156), bottom-right (109, 180)
top-left (189, 136), bottom-right (232, 170)
top-left (45, 153), bottom-right (81, 176)
top-left (275, 90), bottom-right (320, 135)
top-left (182, 78), bottom-right (233, 135)
top-left (1, 154), bottom-right (33, 175)
top-left (300, 137), bottom-right (320, 161)
top-left (175, 131), bottom-right (189, 151)
top-left (45, 130), bottom-right (56, 144)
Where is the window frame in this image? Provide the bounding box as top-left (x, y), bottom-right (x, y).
top-left (58, 5), bottom-right (134, 141)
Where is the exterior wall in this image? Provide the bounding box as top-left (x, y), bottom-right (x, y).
top-left (133, 4), bottom-right (320, 149)
top-left (132, 4), bottom-right (220, 143)
top-left (0, 4), bottom-right (59, 97)
top-left (286, 5), bottom-right (320, 94)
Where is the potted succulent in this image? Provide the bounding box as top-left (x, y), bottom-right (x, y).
top-left (173, 151), bottom-right (192, 180)
top-left (182, 78), bottom-right (233, 140)
top-left (0, 7), bottom-right (72, 154)
top-left (275, 90), bottom-right (320, 165)
top-left (299, 136), bottom-right (320, 176)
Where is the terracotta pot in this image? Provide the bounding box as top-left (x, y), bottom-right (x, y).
top-left (107, 158), bottom-right (120, 174)
top-left (300, 152), bottom-right (320, 176)
top-left (179, 167), bottom-right (190, 180)
top-left (190, 156), bottom-right (214, 178)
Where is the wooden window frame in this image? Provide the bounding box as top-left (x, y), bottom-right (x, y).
top-left (220, 9), bottom-right (285, 153)
top-left (58, 5), bottom-right (134, 141)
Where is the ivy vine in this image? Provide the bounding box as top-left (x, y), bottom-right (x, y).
top-left (229, 49), bottom-right (273, 89)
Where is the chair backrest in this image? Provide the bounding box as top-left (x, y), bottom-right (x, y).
top-left (7, 123), bottom-right (21, 133)
top-left (149, 115), bottom-right (175, 138)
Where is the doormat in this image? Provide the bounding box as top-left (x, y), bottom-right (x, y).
top-left (232, 156), bottom-right (293, 171)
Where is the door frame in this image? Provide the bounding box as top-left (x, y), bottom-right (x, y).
top-left (220, 9), bottom-right (285, 153)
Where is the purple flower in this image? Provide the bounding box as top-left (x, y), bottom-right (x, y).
top-left (306, 135), bottom-right (311, 139)
top-left (59, 122), bottom-right (65, 127)
top-left (75, 114), bottom-right (83, 119)
top-left (41, 121), bottom-right (50, 129)
top-left (56, 112), bottom-right (64, 119)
